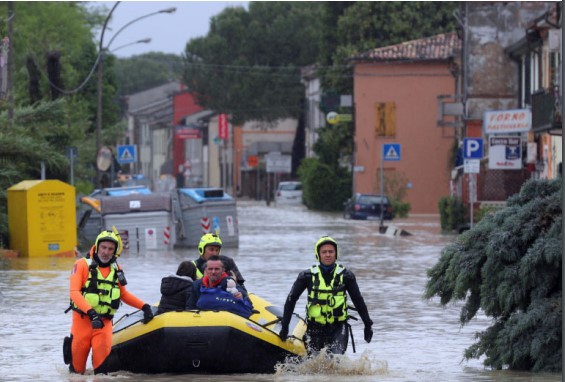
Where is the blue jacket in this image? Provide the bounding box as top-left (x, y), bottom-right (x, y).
top-left (186, 277), bottom-right (253, 318)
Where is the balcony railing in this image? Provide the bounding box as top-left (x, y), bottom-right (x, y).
top-left (531, 87), bottom-right (562, 135)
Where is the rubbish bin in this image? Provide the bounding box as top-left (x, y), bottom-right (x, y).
top-left (174, 188), bottom-right (239, 248)
top-left (98, 192), bottom-right (174, 252)
top-left (7, 180), bottom-right (77, 257)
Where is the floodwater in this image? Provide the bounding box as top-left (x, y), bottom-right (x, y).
top-left (0, 200), bottom-right (561, 382)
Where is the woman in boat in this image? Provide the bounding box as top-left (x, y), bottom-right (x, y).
top-left (279, 236), bottom-right (374, 355)
top-left (186, 255), bottom-right (253, 318)
top-left (157, 261), bottom-right (197, 314)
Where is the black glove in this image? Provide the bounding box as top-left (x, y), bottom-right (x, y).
top-left (279, 326), bottom-right (289, 341)
top-left (364, 325), bottom-right (373, 343)
top-left (87, 309), bottom-right (104, 330)
top-left (142, 304), bottom-right (154, 324)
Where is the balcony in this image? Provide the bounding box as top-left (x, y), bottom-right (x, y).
top-left (531, 87), bottom-right (562, 135)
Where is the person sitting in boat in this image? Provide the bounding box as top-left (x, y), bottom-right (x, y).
top-left (192, 233), bottom-right (246, 289)
top-left (156, 261), bottom-right (197, 314)
top-left (279, 236), bottom-right (374, 355)
top-left (186, 255), bottom-right (253, 318)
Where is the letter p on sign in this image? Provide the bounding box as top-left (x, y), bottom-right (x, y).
top-left (463, 138), bottom-right (483, 159)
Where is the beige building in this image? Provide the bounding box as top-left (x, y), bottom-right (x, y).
top-left (350, 32), bottom-right (461, 214)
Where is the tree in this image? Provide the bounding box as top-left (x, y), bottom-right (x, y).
top-left (425, 179), bottom-right (562, 372)
top-left (113, 52), bottom-right (183, 96)
top-left (182, 2), bottom-right (323, 124)
top-left (319, 2), bottom-right (459, 93)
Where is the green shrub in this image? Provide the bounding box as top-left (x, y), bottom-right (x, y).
top-left (438, 195), bottom-right (466, 232)
top-left (391, 199), bottom-right (411, 218)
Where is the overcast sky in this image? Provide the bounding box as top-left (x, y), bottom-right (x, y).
top-left (89, 1), bottom-right (249, 58)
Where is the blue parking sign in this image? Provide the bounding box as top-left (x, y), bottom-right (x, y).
top-left (463, 138), bottom-right (483, 159)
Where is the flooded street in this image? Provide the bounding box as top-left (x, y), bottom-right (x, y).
top-left (0, 200), bottom-right (561, 382)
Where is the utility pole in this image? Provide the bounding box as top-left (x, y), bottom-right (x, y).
top-left (7, 2), bottom-right (14, 122)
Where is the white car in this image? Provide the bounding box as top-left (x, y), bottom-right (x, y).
top-left (275, 181), bottom-right (303, 205)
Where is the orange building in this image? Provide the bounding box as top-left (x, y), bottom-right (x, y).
top-left (351, 32), bottom-right (461, 214)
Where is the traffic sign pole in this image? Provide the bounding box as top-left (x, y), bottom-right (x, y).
top-left (462, 138), bottom-right (483, 230)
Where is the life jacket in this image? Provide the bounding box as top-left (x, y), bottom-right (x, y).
top-left (71, 258), bottom-right (121, 319)
top-left (196, 283), bottom-right (253, 318)
top-left (306, 264), bottom-right (348, 324)
top-left (192, 260), bottom-right (204, 279)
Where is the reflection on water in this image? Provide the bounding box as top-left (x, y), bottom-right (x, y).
top-left (0, 201), bottom-right (561, 382)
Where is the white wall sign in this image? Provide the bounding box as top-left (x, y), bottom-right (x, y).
top-left (488, 136), bottom-right (522, 170)
top-left (484, 109), bottom-right (531, 134)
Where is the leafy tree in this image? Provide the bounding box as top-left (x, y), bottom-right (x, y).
top-left (319, 2), bottom-right (459, 93)
top-left (425, 179), bottom-right (562, 372)
top-left (113, 52), bottom-right (183, 96)
top-left (0, 2), bottom-right (126, 244)
top-left (0, 100), bottom-right (71, 244)
top-left (182, 2), bottom-right (323, 124)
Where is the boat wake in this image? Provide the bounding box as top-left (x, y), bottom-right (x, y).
top-left (274, 349), bottom-right (388, 377)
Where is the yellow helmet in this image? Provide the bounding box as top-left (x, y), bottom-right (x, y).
top-left (315, 236), bottom-right (338, 261)
top-left (198, 233), bottom-right (222, 256)
top-left (95, 228), bottom-right (123, 257)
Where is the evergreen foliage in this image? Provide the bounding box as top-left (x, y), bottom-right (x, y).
top-left (425, 179), bottom-right (562, 372)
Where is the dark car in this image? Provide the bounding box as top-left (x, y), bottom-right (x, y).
top-left (343, 193), bottom-right (394, 220)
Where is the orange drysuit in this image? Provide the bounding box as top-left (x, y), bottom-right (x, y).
top-left (69, 258), bottom-right (145, 374)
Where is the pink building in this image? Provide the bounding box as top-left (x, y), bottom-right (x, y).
top-left (351, 32), bottom-right (461, 214)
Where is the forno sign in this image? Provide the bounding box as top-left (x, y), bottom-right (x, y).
top-left (483, 109), bottom-right (531, 134)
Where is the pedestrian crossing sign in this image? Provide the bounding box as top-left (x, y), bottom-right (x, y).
top-left (117, 145), bottom-right (137, 164)
top-left (383, 143), bottom-right (401, 161)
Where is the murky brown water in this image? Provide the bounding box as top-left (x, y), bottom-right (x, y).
top-left (0, 200), bottom-right (561, 382)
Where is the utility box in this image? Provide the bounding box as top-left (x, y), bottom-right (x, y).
top-left (174, 188), bottom-right (239, 249)
top-left (7, 180), bottom-right (77, 257)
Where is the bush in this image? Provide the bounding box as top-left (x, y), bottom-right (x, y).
top-left (391, 199), bottom-right (411, 218)
top-left (298, 158), bottom-right (350, 211)
top-left (438, 195), bottom-right (467, 232)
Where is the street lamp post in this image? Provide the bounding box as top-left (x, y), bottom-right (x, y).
top-left (95, 3), bottom-right (177, 188)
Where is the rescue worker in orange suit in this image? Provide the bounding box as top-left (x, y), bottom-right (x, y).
top-left (65, 230), bottom-right (154, 374)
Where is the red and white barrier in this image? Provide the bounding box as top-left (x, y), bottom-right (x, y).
top-left (164, 226), bottom-right (171, 246)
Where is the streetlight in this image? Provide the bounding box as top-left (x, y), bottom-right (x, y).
top-left (95, 2), bottom-right (177, 188)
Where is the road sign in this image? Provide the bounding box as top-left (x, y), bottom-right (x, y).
top-left (463, 138), bottom-right (483, 159)
top-left (266, 154), bottom-right (291, 173)
top-left (464, 159), bottom-right (480, 173)
top-left (326, 111), bottom-right (339, 125)
top-left (383, 143), bottom-right (401, 161)
top-left (117, 145), bottom-right (137, 164)
top-left (65, 146), bottom-right (78, 159)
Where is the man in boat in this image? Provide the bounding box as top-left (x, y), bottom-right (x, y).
top-left (186, 255), bottom-right (253, 318)
top-left (157, 260), bottom-right (197, 314)
top-left (192, 233), bottom-right (246, 287)
top-left (279, 236), bottom-right (374, 354)
top-left (65, 229), bottom-right (154, 374)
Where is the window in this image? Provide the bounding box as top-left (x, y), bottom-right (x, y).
top-left (374, 102), bottom-right (396, 137)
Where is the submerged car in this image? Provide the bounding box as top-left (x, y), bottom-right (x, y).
top-left (343, 193), bottom-right (394, 220)
top-left (275, 181), bottom-right (303, 205)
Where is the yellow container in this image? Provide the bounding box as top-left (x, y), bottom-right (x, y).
top-left (7, 180), bottom-right (77, 257)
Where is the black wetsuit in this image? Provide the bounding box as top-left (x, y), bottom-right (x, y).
top-left (281, 264), bottom-right (373, 354)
